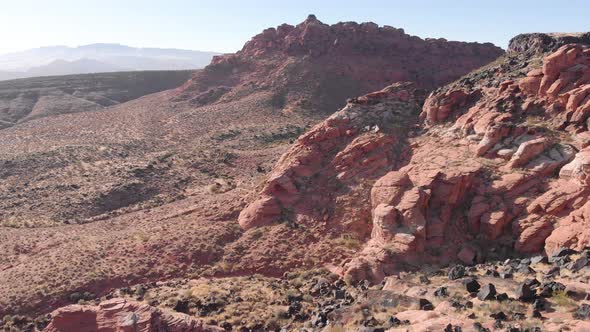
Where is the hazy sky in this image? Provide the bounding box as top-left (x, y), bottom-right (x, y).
top-left (0, 0), bottom-right (588, 54)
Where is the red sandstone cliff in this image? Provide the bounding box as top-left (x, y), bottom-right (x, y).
top-left (174, 15), bottom-right (503, 115)
top-left (239, 38), bottom-right (590, 283)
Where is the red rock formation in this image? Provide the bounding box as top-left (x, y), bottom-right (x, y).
top-left (545, 201), bottom-right (590, 255)
top-left (420, 43), bottom-right (590, 259)
top-left (174, 15), bottom-right (503, 115)
top-left (44, 298), bottom-right (221, 332)
top-left (0, 16), bottom-right (506, 320)
top-left (240, 41), bottom-right (590, 283)
top-left (239, 82), bottom-right (424, 232)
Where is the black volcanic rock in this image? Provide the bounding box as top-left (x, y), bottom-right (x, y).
top-left (449, 265), bottom-right (466, 280)
top-left (574, 304), bottom-right (590, 320)
top-left (464, 278), bottom-right (481, 293)
top-left (477, 284), bottom-right (497, 301)
top-left (516, 283), bottom-right (536, 302)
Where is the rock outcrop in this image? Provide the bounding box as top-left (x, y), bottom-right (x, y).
top-left (239, 82), bottom-right (424, 233)
top-left (412, 42), bottom-right (590, 270)
top-left (44, 298), bottom-right (221, 332)
top-left (240, 38), bottom-right (590, 283)
top-left (175, 15), bottom-right (503, 114)
top-left (508, 32), bottom-right (590, 56)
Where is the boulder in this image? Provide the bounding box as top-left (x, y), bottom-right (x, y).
top-left (539, 281), bottom-right (566, 297)
top-left (575, 304), bottom-right (590, 320)
top-left (477, 283), bottom-right (497, 301)
top-left (434, 287), bottom-right (449, 297)
top-left (44, 298), bottom-right (221, 332)
top-left (516, 282), bottom-right (536, 302)
top-left (506, 138), bottom-right (547, 169)
top-left (448, 265), bottom-right (466, 280)
top-left (419, 298), bottom-right (434, 311)
top-left (464, 278), bottom-right (481, 293)
top-left (457, 246), bottom-right (478, 265)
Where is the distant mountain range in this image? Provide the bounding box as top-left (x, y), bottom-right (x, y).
top-left (0, 43), bottom-right (221, 81)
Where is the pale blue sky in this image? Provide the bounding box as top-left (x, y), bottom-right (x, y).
top-left (0, 0), bottom-right (588, 54)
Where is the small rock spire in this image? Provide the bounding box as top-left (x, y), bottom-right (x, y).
top-left (304, 14), bottom-right (320, 24)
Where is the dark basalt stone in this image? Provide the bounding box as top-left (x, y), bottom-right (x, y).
top-left (449, 265), bottom-right (466, 280)
top-left (539, 281), bottom-right (565, 297)
top-left (311, 312), bottom-right (327, 328)
top-left (512, 312), bottom-right (526, 320)
top-left (553, 247), bottom-right (576, 258)
top-left (362, 316), bottom-right (379, 327)
top-left (544, 266), bottom-right (560, 278)
top-left (533, 298), bottom-right (546, 311)
top-left (419, 298), bottom-right (434, 311)
top-left (570, 255), bottom-right (589, 272)
top-left (530, 255), bottom-right (547, 264)
top-left (477, 283), bottom-right (497, 301)
top-left (287, 293), bottom-right (303, 303)
top-left (386, 316), bottom-right (410, 327)
top-left (524, 278), bottom-right (540, 288)
top-left (493, 320), bottom-right (503, 329)
top-left (434, 286), bottom-right (449, 297)
top-left (473, 322), bottom-right (491, 332)
top-left (333, 289), bottom-right (345, 299)
top-left (574, 304), bottom-right (590, 320)
top-left (464, 278), bottom-right (481, 293)
top-left (549, 255), bottom-right (571, 267)
top-left (172, 299), bottom-right (190, 314)
top-left (524, 328), bottom-right (542, 332)
top-left (485, 269), bottom-right (500, 277)
top-left (490, 311), bottom-right (507, 321)
top-left (444, 324), bottom-right (463, 332)
top-left (288, 301), bottom-right (302, 316)
top-left (517, 264), bottom-right (536, 275)
top-left (516, 282), bottom-right (536, 302)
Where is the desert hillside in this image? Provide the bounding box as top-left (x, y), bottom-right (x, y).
top-left (3, 16), bottom-right (590, 332)
top-left (0, 16), bottom-right (502, 325)
top-left (0, 70), bottom-right (194, 128)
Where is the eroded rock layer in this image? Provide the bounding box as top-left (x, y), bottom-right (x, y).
top-left (44, 298), bottom-right (221, 332)
top-left (174, 15), bottom-right (503, 114)
top-left (241, 42), bottom-right (590, 283)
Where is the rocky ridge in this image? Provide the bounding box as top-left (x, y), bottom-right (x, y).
top-left (175, 15), bottom-right (503, 114)
top-left (7, 17), bottom-right (590, 332)
top-left (240, 38), bottom-right (590, 286)
top-left (0, 16), bottom-right (507, 324)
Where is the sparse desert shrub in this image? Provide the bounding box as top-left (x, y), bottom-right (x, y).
top-left (213, 129), bottom-right (242, 141)
top-left (207, 178), bottom-right (236, 194)
top-left (552, 290), bottom-right (576, 308)
top-left (255, 125), bottom-right (307, 144)
top-left (334, 233), bottom-right (362, 250)
top-left (68, 291), bottom-right (95, 303)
